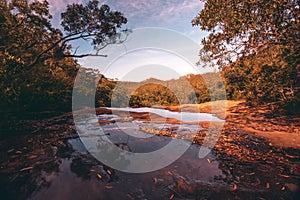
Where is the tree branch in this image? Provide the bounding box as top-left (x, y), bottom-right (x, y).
top-left (63, 53), bottom-right (108, 58)
top-left (61, 33), bottom-right (97, 46)
top-left (26, 29), bottom-right (130, 68)
top-left (26, 32), bottom-right (84, 68)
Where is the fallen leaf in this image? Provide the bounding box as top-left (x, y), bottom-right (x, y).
top-left (107, 170), bottom-right (112, 175)
top-left (28, 155), bottom-right (38, 159)
top-left (7, 149), bottom-right (14, 153)
top-left (207, 159), bottom-right (211, 164)
top-left (232, 184), bottom-right (237, 191)
top-left (281, 186), bottom-right (285, 191)
top-left (105, 186), bottom-right (113, 189)
top-left (20, 166), bottom-right (33, 172)
top-left (279, 174), bottom-right (290, 178)
top-left (285, 154), bottom-right (299, 159)
top-left (170, 194), bottom-right (174, 200)
top-left (266, 183), bottom-right (270, 189)
top-left (97, 174), bottom-right (102, 179)
top-left (167, 171), bottom-right (173, 175)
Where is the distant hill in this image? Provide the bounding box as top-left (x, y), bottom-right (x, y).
top-left (95, 72), bottom-right (226, 107)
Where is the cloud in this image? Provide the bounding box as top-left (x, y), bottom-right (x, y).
top-left (101, 0), bottom-right (203, 30)
top-left (103, 49), bottom-right (200, 81)
top-left (47, 0), bottom-right (86, 27)
top-left (45, 0), bottom-right (206, 61)
top-left (46, 0), bottom-right (204, 33)
top-left (48, 0), bottom-right (85, 14)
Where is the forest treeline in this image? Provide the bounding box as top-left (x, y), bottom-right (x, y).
top-left (94, 73), bottom-right (225, 108)
top-left (1, 0), bottom-right (299, 117)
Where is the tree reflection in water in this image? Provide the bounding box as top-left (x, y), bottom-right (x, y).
top-left (1, 112), bottom-right (299, 199)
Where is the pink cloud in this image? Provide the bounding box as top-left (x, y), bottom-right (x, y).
top-left (48, 0), bottom-right (85, 15)
top-left (45, 0), bottom-right (204, 35)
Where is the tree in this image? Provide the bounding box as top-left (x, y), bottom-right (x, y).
top-left (193, 0), bottom-right (299, 112)
top-left (1, 0), bottom-right (128, 68)
top-left (192, 0), bottom-right (299, 67)
top-left (61, 0), bottom-right (128, 59)
top-left (0, 0), bottom-right (128, 112)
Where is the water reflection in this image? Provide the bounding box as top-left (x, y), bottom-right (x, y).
top-left (29, 137), bottom-right (225, 200)
top-left (1, 112), bottom-right (299, 199)
top-left (0, 125), bottom-right (225, 200)
top-left (107, 107), bottom-right (225, 122)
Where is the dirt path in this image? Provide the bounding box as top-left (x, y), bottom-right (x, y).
top-left (163, 100), bottom-right (300, 149)
top-left (223, 101), bottom-right (300, 149)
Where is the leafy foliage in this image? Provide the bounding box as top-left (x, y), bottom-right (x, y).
top-left (95, 76), bottom-right (117, 107)
top-left (61, 0), bottom-right (128, 50)
top-left (95, 73), bottom-right (225, 107)
top-left (129, 84), bottom-right (180, 107)
top-left (0, 0), bottom-right (127, 113)
top-left (223, 47), bottom-right (300, 106)
top-left (193, 0), bottom-right (300, 113)
top-left (192, 0), bottom-right (299, 67)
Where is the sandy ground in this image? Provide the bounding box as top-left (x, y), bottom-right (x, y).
top-left (222, 100), bottom-right (300, 149)
top-left (175, 100), bottom-right (300, 149)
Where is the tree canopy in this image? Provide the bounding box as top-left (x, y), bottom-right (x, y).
top-left (193, 0), bottom-right (299, 113)
top-left (61, 0), bottom-right (128, 59)
top-left (192, 0), bottom-right (299, 67)
top-left (0, 0), bottom-right (128, 113)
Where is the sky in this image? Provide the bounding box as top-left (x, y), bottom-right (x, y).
top-left (47, 0), bottom-right (214, 81)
